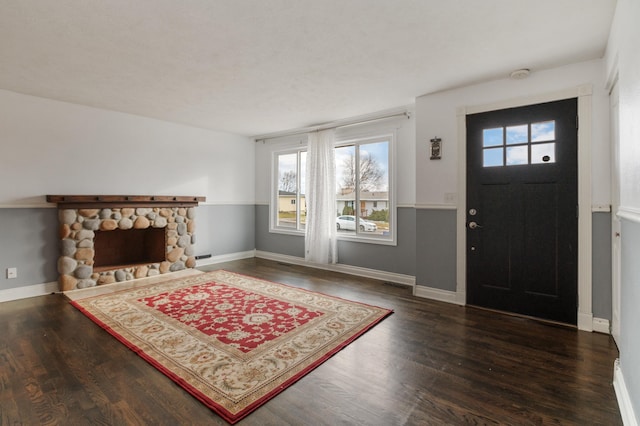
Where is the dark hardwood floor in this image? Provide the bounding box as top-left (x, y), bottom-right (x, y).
top-left (0, 258), bottom-right (621, 425)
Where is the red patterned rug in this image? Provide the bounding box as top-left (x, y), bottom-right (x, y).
top-left (70, 270), bottom-right (392, 424)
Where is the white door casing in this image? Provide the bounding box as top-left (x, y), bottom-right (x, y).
top-left (456, 85), bottom-right (594, 331)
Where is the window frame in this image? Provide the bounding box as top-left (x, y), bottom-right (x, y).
top-left (270, 147), bottom-right (307, 235)
top-left (270, 131), bottom-right (396, 246)
top-left (334, 132), bottom-right (396, 245)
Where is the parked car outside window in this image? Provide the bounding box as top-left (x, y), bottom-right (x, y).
top-left (336, 215), bottom-right (377, 232)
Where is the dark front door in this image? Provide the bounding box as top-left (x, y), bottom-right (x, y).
top-left (466, 98), bottom-right (578, 325)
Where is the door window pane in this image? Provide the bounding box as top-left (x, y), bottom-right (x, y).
top-left (483, 148), bottom-right (504, 167)
top-left (506, 146), bottom-right (528, 165)
top-left (483, 128), bottom-right (503, 147)
top-left (531, 121), bottom-right (555, 142)
top-left (531, 143), bottom-right (556, 164)
top-left (506, 125), bottom-right (528, 145)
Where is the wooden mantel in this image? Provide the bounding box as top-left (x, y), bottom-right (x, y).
top-left (46, 195), bottom-right (206, 209)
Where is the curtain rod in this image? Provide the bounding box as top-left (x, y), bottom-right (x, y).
top-left (254, 110), bottom-right (411, 142)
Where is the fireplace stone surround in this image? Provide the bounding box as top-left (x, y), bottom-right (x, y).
top-left (47, 195), bottom-right (205, 291)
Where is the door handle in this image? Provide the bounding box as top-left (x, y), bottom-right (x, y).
top-left (468, 221), bottom-right (482, 229)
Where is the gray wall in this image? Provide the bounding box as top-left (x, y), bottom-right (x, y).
top-left (255, 205), bottom-right (416, 276)
top-left (337, 208), bottom-right (416, 275)
top-left (0, 208), bottom-right (59, 289)
top-left (415, 209), bottom-right (457, 292)
top-left (196, 204), bottom-right (255, 258)
top-left (621, 218), bottom-right (640, 416)
top-left (255, 204), bottom-right (305, 257)
top-left (592, 212), bottom-right (612, 320)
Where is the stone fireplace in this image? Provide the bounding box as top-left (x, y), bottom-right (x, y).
top-left (47, 195), bottom-right (205, 291)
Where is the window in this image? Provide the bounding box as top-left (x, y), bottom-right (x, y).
top-left (335, 136), bottom-right (391, 240)
top-left (272, 133), bottom-right (394, 244)
top-left (274, 150), bottom-right (306, 231)
top-left (482, 120), bottom-right (556, 167)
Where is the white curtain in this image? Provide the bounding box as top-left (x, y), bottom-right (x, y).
top-left (305, 129), bottom-right (337, 264)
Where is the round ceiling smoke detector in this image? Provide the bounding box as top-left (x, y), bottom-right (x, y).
top-left (510, 68), bottom-right (531, 80)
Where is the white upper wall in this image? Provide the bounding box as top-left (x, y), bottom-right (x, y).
top-left (0, 89), bottom-right (254, 206)
top-left (416, 59), bottom-right (611, 207)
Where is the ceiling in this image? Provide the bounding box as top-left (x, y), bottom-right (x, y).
top-left (0, 1), bottom-right (616, 137)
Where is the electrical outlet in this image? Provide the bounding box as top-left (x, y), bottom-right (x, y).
top-left (7, 267), bottom-right (17, 279)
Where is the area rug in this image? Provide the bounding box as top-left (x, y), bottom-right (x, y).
top-left (69, 270), bottom-right (392, 424)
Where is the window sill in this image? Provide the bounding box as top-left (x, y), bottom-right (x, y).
top-left (336, 234), bottom-right (397, 246)
top-left (268, 228), bottom-right (396, 246)
top-left (269, 228), bottom-right (305, 237)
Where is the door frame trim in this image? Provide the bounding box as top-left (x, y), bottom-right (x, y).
top-left (608, 75), bottom-right (621, 344)
top-left (456, 85), bottom-right (594, 331)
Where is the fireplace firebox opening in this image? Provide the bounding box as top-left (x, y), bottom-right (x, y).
top-left (93, 228), bottom-right (166, 272)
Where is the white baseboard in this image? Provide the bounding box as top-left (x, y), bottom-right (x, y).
top-left (196, 250), bottom-right (257, 267)
top-left (413, 284), bottom-right (463, 305)
top-left (578, 311), bottom-right (594, 332)
top-left (614, 359), bottom-right (639, 426)
top-left (579, 315), bottom-right (611, 333)
top-left (254, 250), bottom-right (415, 287)
top-left (592, 317), bottom-right (610, 334)
top-left (256, 251), bottom-right (464, 307)
top-left (0, 281), bottom-right (59, 303)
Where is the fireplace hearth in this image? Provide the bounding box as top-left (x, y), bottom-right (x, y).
top-left (47, 195), bottom-right (205, 291)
